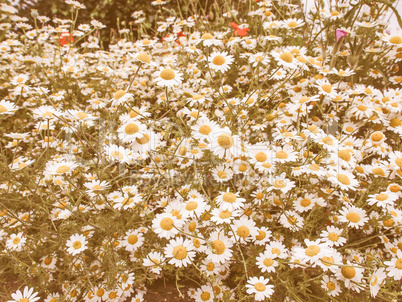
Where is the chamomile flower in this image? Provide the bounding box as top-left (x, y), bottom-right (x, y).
top-left (205, 231), bottom-right (234, 264)
top-left (245, 276), bottom-right (274, 301)
top-left (215, 189), bottom-right (246, 211)
top-left (164, 236), bottom-right (195, 267)
top-left (8, 286), bottom-right (40, 302)
top-left (320, 226), bottom-right (347, 247)
top-left (194, 285), bottom-right (214, 302)
top-left (121, 229), bottom-right (144, 252)
top-left (66, 234), bottom-right (88, 256)
top-left (384, 249), bottom-right (402, 280)
top-left (321, 275), bottom-right (341, 297)
top-left (256, 251), bottom-right (279, 273)
top-left (0, 100), bottom-right (18, 115)
top-left (6, 232), bottom-right (26, 251)
top-left (315, 79), bottom-right (337, 98)
top-left (338, 205), bottom-right (368, 229)
top-left (118, 120), bottom-right (147, 143)
top-left (143, 251), bottom-right (165, 274)
top-left (231, 217), bottom-right (259, 243)
top-left (153, 67), bottom-right (183, 87)
top-left (368, 267), bottom-right (387, 297)
top-left (152, 213), bottom-right (184, 239)
top-left (208, 51), bottom-right (234, 73)
top-left (367, 191), bottom-right (398, 208)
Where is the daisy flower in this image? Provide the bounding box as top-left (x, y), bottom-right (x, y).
top-left (121, 229), bottom-right (144, 252)
top-left (215, 189), bottom-right (246, 211)
top-left (8, 286), bottom-right (40, 302)
top-left (382, 30), bottom-right (402, 47)
top-left (208, 51), bottom-right (234, 73)
top-left (384, 249), bottom-right (402, 280)
top-left (231, 217), bottom-right (259, 243)
top-left (0, 100), bottom-right (18, 115)
top-left (6, 232), bottom-right (26, 251)
top-left (314, 79), bottom-right (337, 98)
top-left (268, 172), bottom-right (295, 194)
top-left (194, 285), bottom-right (214, 302)
top-left (205, 231), bottom-right (234, 264)
top-left (196, 32), bottom-right (223, 47)
top-left (338, 205), bottom-right (368, 229)
top-left (152, 213), bottom-right (184, 239)
top-left (320, 226), bottom-right (347, 247)
top-left (143, 251), bottom-right (165, 274)
top-left (117, 120), bottom-right (147, 143)
top-left (271, 49), bottom-right (299, 69)
top-left (256, 251), bottom-right (279, 273)
top-left (321, 275), bottom-right (341, 297)
top-left (153, 67), bottom-right (183, 87)
top-left (253, 226), bottom-right (272, 246)
top-left (293, 239), bottom-right (330, 265)
top-left (210, 207), bottom-right (241, 225)
top-left (191, 118), bottom-right (220, 141)
top-left (265, 241), bottom-right (288, 259)
top-left (248, 52), bottom-right (270, 67)
top-left (282, 18), bottom-right (305, 29)
top-left (210, 164), bottom-right (233, 183)
top-left (245, 276), bottom-right (274, 301)
top-left (182, 197), bottom-right (207, 219)
top-left (328, 170), bottom-right (359, 191)
top-left (110, 90), bottom-right (134, 107)
top-left (279, 210), bottom-right (304, 231)
top-left (164, 236), bottom-right (195, 267)
top-left (83, 180), bottom-right (111, 195)
top-left (367, 191), bottom-right (398, 208)
top-left (66, 234), bottom-right (88, 256)
top-left (45, 161), bottom-right (78, 176)
top-left (368, 267), bottom-right (387, 298)
top-left (335, 262), bottom-right (365, 290)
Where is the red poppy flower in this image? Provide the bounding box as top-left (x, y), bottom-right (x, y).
top-left (59, 32), bottom-right (74, 46)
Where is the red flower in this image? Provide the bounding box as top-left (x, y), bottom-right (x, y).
top-left (59, 32), bottom-right (74, 46)
top-left (230, 22), bottom-right (250, 37)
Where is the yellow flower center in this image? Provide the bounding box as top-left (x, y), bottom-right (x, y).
top-left (201, 33), bottom-right (213, 40)
top-left (321, 256), bottom-right (334, 266)
top-left (206, 262), bottom-right (215, 271)
top-left (255, 152), bottom-right (267, 162)
top-left (288, 21), bottom-right (298, 27)
top-left (19, 299), bottom-right (29, 302)
top-left (72, 241), bottom-right (82, 249)
top-left (200, 292), bottom-right (210, 301)
top-left (279, 52), bottom-right (293, 63)
top-left (92, 185), bottom-right (103, 190)
top-left (371, 131), bottom-right (383, 142)
top-left (273, 179), bottom-right (286, 189)
top-left (236, 226), bottom-right (250, 238)
top-left (0, 105), bottom-right (8, 113)
top-left (186, 201), bottom-right (198, 211)
top-left (338, 150), bottom-right (351, 161)
top-left (96, 288), bottom-right (104, 297)
top-left (321, 84), bottom-right (332, 93)
top-left (276, 151), bottom-right (288, 159)
top-left (12, 237), bottom-right (20, 245)
top-left (263, 258), bottom-right (274, 266)
top-left (346, 212), bottom-right (361, 223)
top-left (300, 198), bottom-right (311, 207)
top-left (217, 171), bottom-right (227, 179)
top-left (199, 125), bottom-right (212, 135)
top-left (395, 258), bottom-right (402, 269)
top-left (136, 134), bottom-right (150, 144)
top-left (212, 240), bottom-right (225, 254)
top-left (127, 235), bottom-right (138, 245)
top-left (217, 133), bottom-right (234, 149)
top-left (56, 165), bottom-right (70, 174)
top-left (136, 52), bottom-right (150, 63)
top-left (44, 257), bottom-right (53, 265)
top-left (125, 123), bottom-right (139, 135)
top-left (173, 245), bottom-right (187, 260)
top-left (160, 68), bottom-right (175, 80)
top-left (114, 90), bottom-right (126, 100)
top-left (219, 210), bottom-right (232, 219)
top-left (389, 36), bottom-right (402, 45)
top-left (305, 245), bottom-right (320, 257)
top-left (327, 281), bottom-right (335, 290)
top-left (337, 174), bottom-right (350, 185)
top-left (328, 232), bottom-right (339, 241)
top-left (160, 217), bottom-right (174, 230)
top-left (341, 266), bottom-right (356, 279)
top-left (256, 230), bottom-right (266, 240)
top-left (222, 192), bottom-right (237, 203)
top-left (212, 55), bottom-right (226, 66)
top-left (254, 282), bottom-right (266, 292)
top-left (376, 193), bottom-right (388, 201)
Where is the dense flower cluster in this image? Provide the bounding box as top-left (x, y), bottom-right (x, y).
top-left (1, 0), bottom-right (402, 301)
